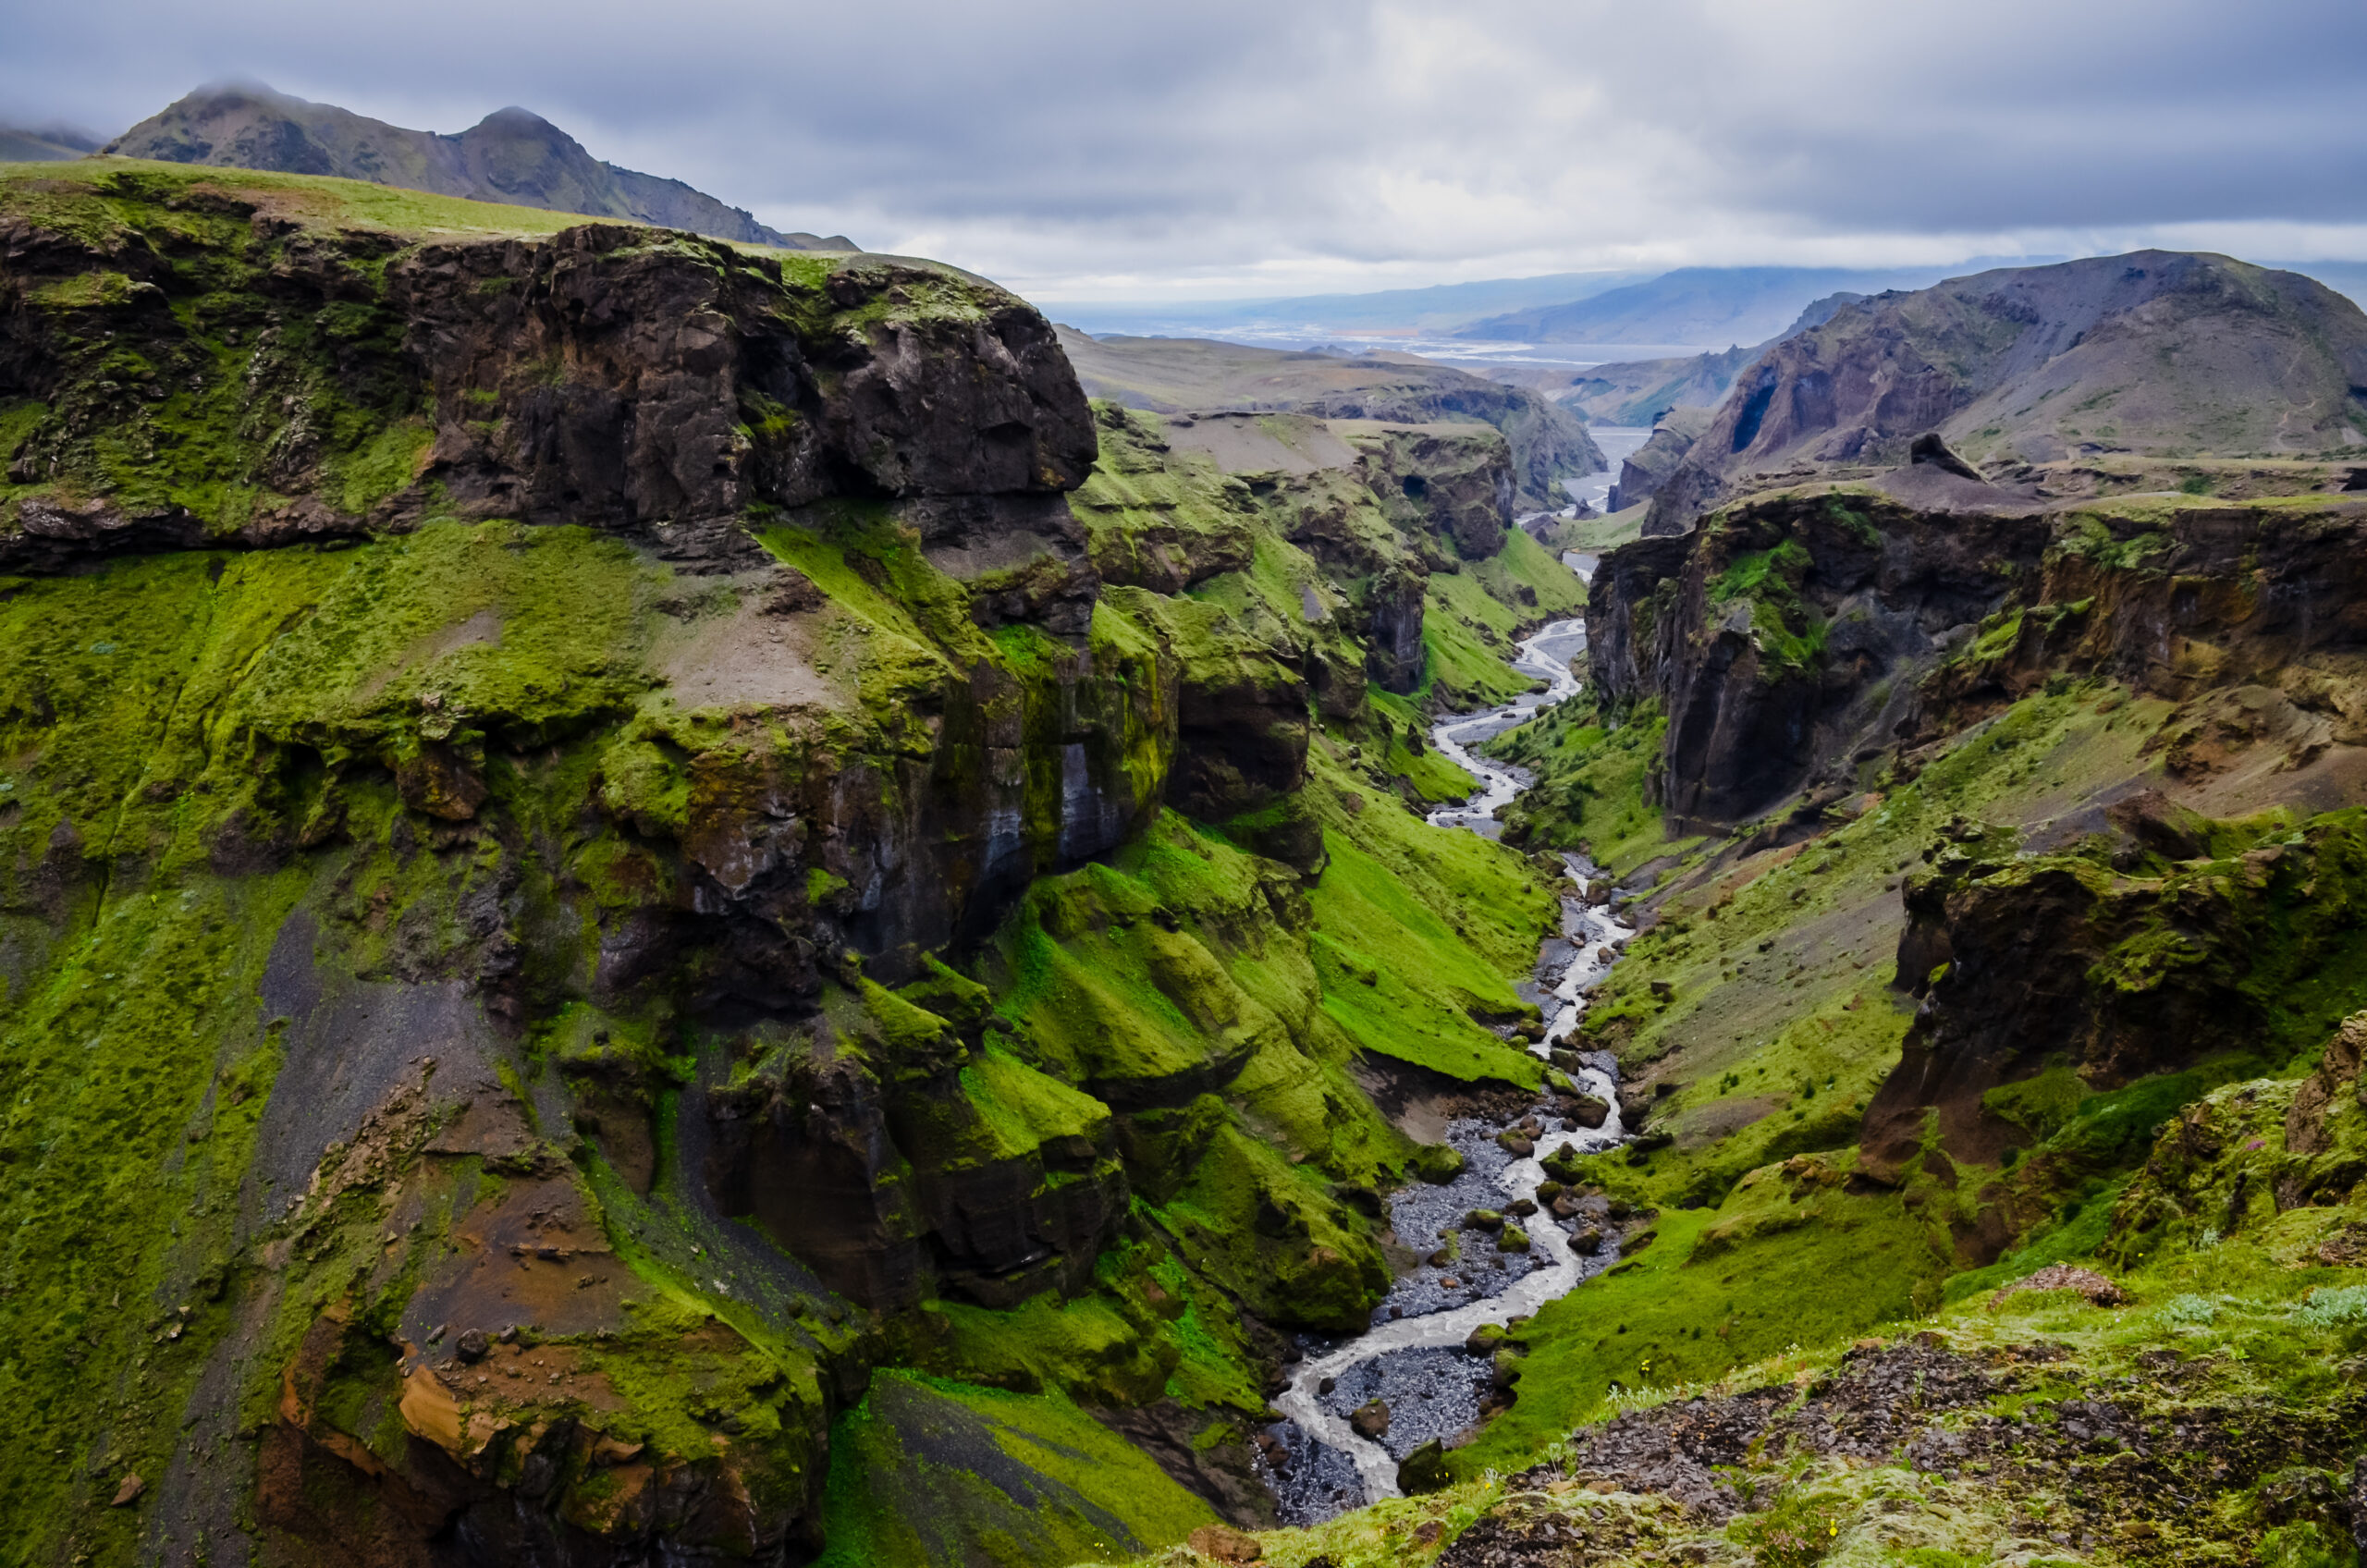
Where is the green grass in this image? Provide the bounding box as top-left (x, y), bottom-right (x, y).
top-left (816, 1371), bottom-right (1217, 1568)
top-left (1479, 692), bottom-right (1672, 876)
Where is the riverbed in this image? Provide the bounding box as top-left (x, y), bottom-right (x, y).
top-left (1260, 614), bottom-right (1637, 1520)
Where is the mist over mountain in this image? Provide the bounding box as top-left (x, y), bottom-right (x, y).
top-left (103, 83), bottom-right (856, 250)
top-left (0, 123), bottom-right (100, 162)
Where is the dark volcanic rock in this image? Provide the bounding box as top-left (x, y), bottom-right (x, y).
top-left (1, 217), bottom-right (1093, 577)
top-left (1610, 406), bottom-right (1712, 514)
top-left (1590, 481), bottom-right (2367, 830)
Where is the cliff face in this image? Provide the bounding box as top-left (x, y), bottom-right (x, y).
top-left (2, 200), bottom-right (1080, 576)
top-left (1586, 489), bottom-right (2049, 828)
top-left (0, 164), bottom-right (1574, 1566)
top-left (1588, 478), bottom-right (2367, 831)
top-left (1605, 405), bottom-right (1712, 512)
top-left (1644, 251), bottom-right (2367, 532)
top-left (1864, 812), bottom-right (2367, 1189)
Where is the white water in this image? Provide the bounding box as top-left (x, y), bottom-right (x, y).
top-left (1272, 595), bottom-right (1637, 1506)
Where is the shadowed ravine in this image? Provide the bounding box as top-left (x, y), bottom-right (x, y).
top-left (1264, 614), bottom-right (1637, 1519)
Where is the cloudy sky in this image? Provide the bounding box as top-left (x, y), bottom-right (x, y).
top-left (6, 0), bottom-right (2363, 300)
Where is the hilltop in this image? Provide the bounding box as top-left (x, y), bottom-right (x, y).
top-left (103, 82), bottom-right (855, 250)
top-left (1055, 327), bottom-right (1604, 510)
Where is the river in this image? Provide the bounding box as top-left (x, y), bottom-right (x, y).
top-left (1259, 607), bottom-right (1637, 1520)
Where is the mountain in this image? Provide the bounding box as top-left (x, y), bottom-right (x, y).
top-left (1039, 270), bottom-right (1651, 338)
top-left (1454, 264), bottom-right (2042, 347)
top-left (1646, 250), bottom-right (2367, 531)
top-left (13, 158), bottom-right (2367, 1568)
top-left (104, 83), bottom-right (854, 250)
top-left (0, 123), bottom-right (99, 162)
top-left (1512, 289), bottom-right (1870, 427)
top-left (1054, 327), bottom-right (1605, 508)
top-left (2281, 259), bottom-right (2367, 310)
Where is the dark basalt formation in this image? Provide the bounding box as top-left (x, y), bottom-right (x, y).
top-left (1605, 405), bottom-right (1711, 512)
top-left (1, 212), bottom-right (1086, 576)
top-left (1589, 473), bottom-right (2367, 831)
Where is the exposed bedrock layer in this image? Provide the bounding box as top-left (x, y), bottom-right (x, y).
top-left (1588, 484), bottom-right (2367, 831)
top-left (1, 202), bottom-right (1093, 575)
top-left (1862, 811), bottom-right (2367, 1219)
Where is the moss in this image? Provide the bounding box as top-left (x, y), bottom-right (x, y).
top-left (815, 1370), bottom-right (1216, 1568)
top-left (1480, 692), bottom-right (1670, 875)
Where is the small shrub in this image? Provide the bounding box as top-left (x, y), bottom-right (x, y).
top-left (1731, 1489), bottom-right (1847, 1568)
top-left (2159, 1293), bottom-right (2221, 1327)
top-left (2293, 1284), bottom-right (2367, 1329)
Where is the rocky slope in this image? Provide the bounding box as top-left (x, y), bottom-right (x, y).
top-left (1052, 329), bottom-right (1603, 512)
top-left (0, 160), bottom-right (1607, 1566)
top-left (103, 84), bottom-right (852, 250)
top-left (1644, 251), bottom-right (2367, 533)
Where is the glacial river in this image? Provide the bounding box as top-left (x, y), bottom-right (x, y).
top-left (1263, 603), bottom-right (1637, 1518)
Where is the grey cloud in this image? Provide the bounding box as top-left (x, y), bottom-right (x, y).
top-left (4, 0), bottom-right (2361, 296)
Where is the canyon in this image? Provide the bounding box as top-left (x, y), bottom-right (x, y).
top-left (3, 150), bottom-right (2367, 1568)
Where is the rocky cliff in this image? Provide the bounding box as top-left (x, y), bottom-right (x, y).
top-left (1604, 405), bottom-right (1713, 512)
top-left (0, 161), bottom-right (1585, 1565)
top-left (1588, 468), bottom-right (2367, 831)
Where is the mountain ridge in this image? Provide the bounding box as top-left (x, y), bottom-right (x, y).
top-left (103, 82), bottom-right (855, 251)
top-left (1054, 327), bottom-right (1605, 509)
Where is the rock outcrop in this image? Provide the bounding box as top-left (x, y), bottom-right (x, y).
top-left (1589, 476), bottom-right (2367, 830)
top-left (1607, 405), bottom-right (1713, 513)
top-left (1861, 810), bottom-right (2367, 1197)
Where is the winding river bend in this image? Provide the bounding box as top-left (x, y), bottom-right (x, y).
top-left (1262, 613), bottom-right (1638, 1519)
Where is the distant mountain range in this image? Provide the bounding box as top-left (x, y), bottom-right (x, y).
top-left (0, 123), bottom-right (100, 162)
top-left (1049, 259), bottom-right (2367, 366)
top-left (1043, 271), bottom-right (1654, 337)
top-left (95, 84), bottom-right (854, 251)
top-left (1450, 264), bottom-right (2062, 347)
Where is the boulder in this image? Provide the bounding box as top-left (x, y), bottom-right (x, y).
top-left (1186, 1524), bottom-right (1264, 1563)
top-left (1397, 1439), bottom-right (1453, 1495)
top-left (1348, 1399), bottom-right (1391, 1439)
top-left (1988, 1265), bottom-right (2128, 1309)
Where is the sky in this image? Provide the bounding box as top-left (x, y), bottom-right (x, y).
top-left (6, 0), bottom-right (2364, 302)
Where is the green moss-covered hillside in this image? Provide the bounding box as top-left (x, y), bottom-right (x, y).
top-left (0, 163), bottom-right (1594, 1566)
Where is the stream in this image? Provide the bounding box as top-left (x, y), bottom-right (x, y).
top-left (1261, 610), bottom-right (1638, 1520)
